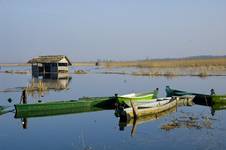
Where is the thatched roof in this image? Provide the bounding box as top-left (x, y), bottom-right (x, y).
top-left (28, 55), bottom-right (72, 65)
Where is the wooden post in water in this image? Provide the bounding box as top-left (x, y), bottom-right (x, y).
top-left (130, 100), bottom-right (138, 119)
top-left (175, 96), bottom-right (178, 112)
top-left (131, 118), bottom-right (137, 137)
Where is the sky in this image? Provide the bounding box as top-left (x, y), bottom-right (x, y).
top-left (0, 0), bottom-right (226, 63)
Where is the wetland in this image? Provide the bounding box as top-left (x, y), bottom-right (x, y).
top-left (0, 64), bottom-right (226, 150)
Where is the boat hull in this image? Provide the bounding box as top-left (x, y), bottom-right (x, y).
top-left (116, 91), bottom-right (158, 106)
top-left (165, 86), bottom-right (208, 97)
top-left (122, 99), bottom-right (177, 120)
top-left (165, 86), bottom-right (226, 106)
top-left (15, 97), bottom-right (116, 118)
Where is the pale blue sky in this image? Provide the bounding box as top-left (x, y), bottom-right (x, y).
top-left (0, 0), bottom-right (226, 63)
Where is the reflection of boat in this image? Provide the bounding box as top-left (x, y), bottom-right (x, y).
top-left (15, 104), bottom-right (107, 118)
top-left (193, 95), bottom-right (212, 106)
top-left (212, 95), bottom-right (226, 104)
top-left (116, 89), bottom-right (158, 106)
top-left (194, 94), bottom-right (226, 106)
top-left (212, 103), bottom-right (226, 111)
top-left (0, 106), bottom-right (14, 115)
top-left (165, 86), bottom-right (208, 97)
top-left (0, 106), bottom-right (5, 115)
top-left (192, 95), bottom-right (226, 116)
top-left (15, 97), bottom-right (116, 118)
top-left (119, 107), bottom-right (177, 135)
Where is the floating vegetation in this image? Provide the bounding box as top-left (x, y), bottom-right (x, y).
top-left (131, 71), bottom-right (177, 77)
top-left (0, 87), bottom-right (25, 93)
top-left (0, 70), bottom-right (30, 74)
top-left (74, 70), bottom-right (88, 74)
top-left (161, 115), bottom-right (214, 131)
top-left (97, 67), bottom-right (226, 77)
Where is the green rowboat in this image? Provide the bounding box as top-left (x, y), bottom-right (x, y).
top-left (165, 86), bottom-right (208, 97)
top-left (15, 97), bottom-right (116, 118)
top-left (165, 86), bottom-right (226, 105)
top-left (116, 89), bottom-right (158, 106)
top-left (15, 104), bottom-right (106, 118)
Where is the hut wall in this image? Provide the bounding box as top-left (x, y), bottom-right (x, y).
top-left (31, 64), bottom-right (40, 77)
top-left (58, 58), bottom-right (69, 73)
top-left (50, 63), bottom-right (58, 73)
top-left (58, 66), bottom-right (68, 73)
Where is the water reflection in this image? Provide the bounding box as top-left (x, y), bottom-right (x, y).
top-left (193, 95), bottom-right (226, 116)
top-left (161, 113), bottom-right (214, 131)
top-left (1, 66), bottom-right (226, 149)
top-left (26, 74), bottom-right (72, 97)
top-left (0, 73), bottom-right (72, 99)
top-left (14, 105), bottom-right (107, 119)
top-left (119, 107), bottom-right (177, 136)
top-left (0, 106), bottom-right (14, 116)
top-left (15, 105), bottom-right (108, 129)
top-left (21, 118), bottom-right (28, 129)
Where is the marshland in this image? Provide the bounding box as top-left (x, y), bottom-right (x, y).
top-left (0, 60), bottom-right (226, 150)
top-left (75, 57), bottom-right (226, 77)
top-left (1, 1), bottom-right (226, 150)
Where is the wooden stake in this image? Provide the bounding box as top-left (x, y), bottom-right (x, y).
top-left (130, 100), bottom-right (138, 119)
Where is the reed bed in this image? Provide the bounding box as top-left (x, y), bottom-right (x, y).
top-left (100, 57), bottom-right (226, 68)
top-left (99, 65), bottom-right (226, 77)
top-left (95, 57), bottom-right (226, 77)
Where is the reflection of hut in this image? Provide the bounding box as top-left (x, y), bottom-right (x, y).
top-left (28, 55), bottom-right (72, 77)
top-left (34, 77), bottom-right (72, 90)
top-left (26, 76), bottom-right (72, 97)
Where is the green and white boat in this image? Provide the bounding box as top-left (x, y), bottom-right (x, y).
top-left (165, 86), bottom-right (208, 97)
top-left (116, 89), bottom-right (158, 106)
top-left (165, 86), bottom-right (226, 105)
top-left (15, 96), bottom-right (116, 118)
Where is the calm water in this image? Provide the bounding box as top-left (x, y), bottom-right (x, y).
top-left (0, 66), bottom-right (226, 150)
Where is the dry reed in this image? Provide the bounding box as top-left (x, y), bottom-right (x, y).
top-left (100, 57), bottom-right (226, 68)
